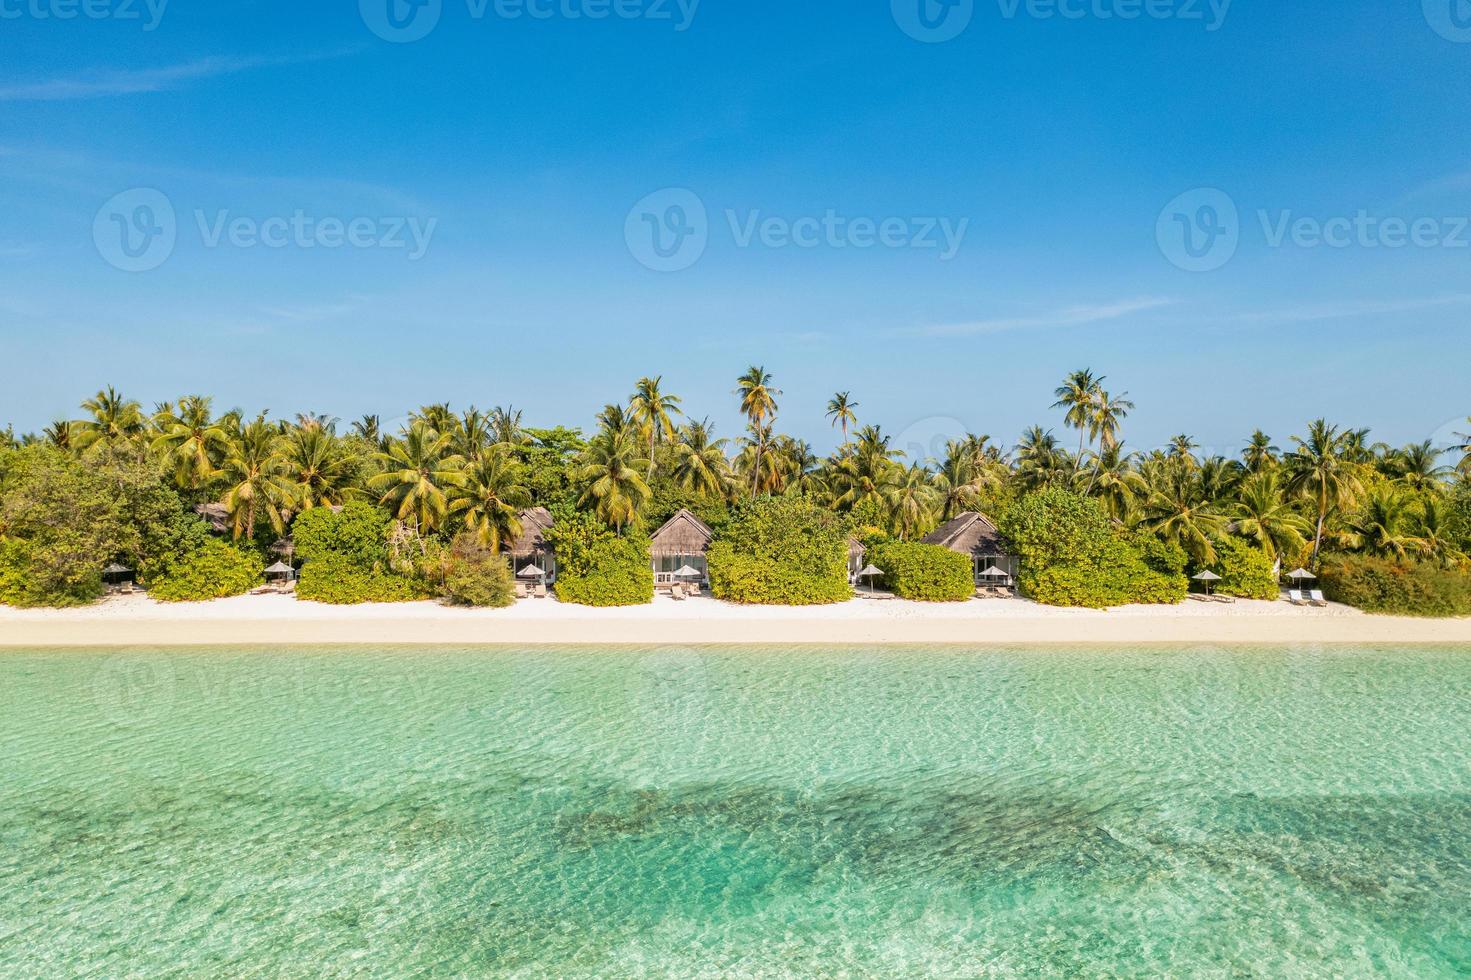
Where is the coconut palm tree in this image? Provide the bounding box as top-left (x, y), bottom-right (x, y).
top-left (1052, 369), bottom-right (1102, 469)
top-left (736, 423), bottom-right (786, 497)
top-left (351, 415), bottom-right (382, 446)
top-left (1090, 388), bottom-right (1133, 453)
top-left (1229, 471), bottom-right (1309, 560)
top-left (887, 463), bottom-right (940, 540)
top-left (825, 392), bottom-right (859, 450)
top-left (672, 418), bottom-right (732, 499)
top-left (1137, 465), bottom-right (1227, 564)
top-left (629, 376), bottom-right (683, 482)
top-left (369, 422), bottom-right (465, 533)
top-left (1167, 434), bottom-right (1200, 469)
top-left (1343, 485), bottom-right (1423, 560)
top-left (577, 427), bottom-right (651, 533)
top-left (73, 386), bottom-right (145, 449)
top-left (152, 395), bottom-right (229, 490)
top-left (1415, 498), bottom-right (1467, 568)
top-left (1284, 419), bottom-right (1363, 567)
top-left (1387, 440), bottom-right (1452, 491)
top-left (42, 420), bottom-right (73, 450)
top-left (1014, 426), bottom-right (1069, 491)
top-left (1452, 418), bottom-right (1471, 475)
top-left (934, 437), bottom-right (1003, 520)
top-left (734, 366), bottom-right (780, 496)
top-left (282, 425), bottom-right (359, 510)
top-left (449, 445), bottom-right (531, 551)
top-left (489, 406), bottom-right (528, 447)
top-left (1242, 430), bottom-right (1278, 474)
top-left (218, 417), bottom-right (295, 540)
top-left (1086, 444), bottom-right (1145, 522)
top-left (455, 408), bottom-right (494, 462)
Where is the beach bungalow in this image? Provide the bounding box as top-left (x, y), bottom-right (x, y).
top-left (847, 537), bottom-right (867, 584)
top-left (922, 512), bottom-right (1018, 586)
top-left (508, 507), bottom-right (558, 582)
top-left (650, 509), bottom-right (712, 586)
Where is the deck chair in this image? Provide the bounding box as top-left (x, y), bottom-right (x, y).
top-left (534, 583), bottom-right (549, 599)
top-left (1309, 589), bottom-right (1328, 607)
top-left (671, 585), bottom-right (686, 601)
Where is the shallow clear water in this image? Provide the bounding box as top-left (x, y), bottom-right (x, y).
top-left (1, 645), bottom-right (1469, 977)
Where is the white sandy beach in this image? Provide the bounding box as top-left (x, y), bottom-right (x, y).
top-left (3, 592), bottom-right (1470, 646)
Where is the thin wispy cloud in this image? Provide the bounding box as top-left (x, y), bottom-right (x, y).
top-left (910, 297), bottom-right (1174, 339)
top-left (1221, 294), bottom-right (1471, 326)
top-left (0, 49), bottom-right (361, 102)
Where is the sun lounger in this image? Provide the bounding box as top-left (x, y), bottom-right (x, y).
top-left (1212, 594), bottom-right (1235, 604)
top-left (1309, 589), bottom-right (1328, 607)
top-left (671, 586), bottom-right (686, 601)
top-left (534, 584), bottom-right (548, 599)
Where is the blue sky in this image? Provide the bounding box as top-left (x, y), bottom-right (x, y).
top-left (2, 0), bottom-right (1470, 460)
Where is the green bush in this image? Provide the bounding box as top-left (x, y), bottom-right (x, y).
top-left (293, 503), bottom-right (427, 604)
top-left (1206, 536), bottom-right (1278, 600)
top-left (1320, 555), bottom-right (1471, 617)
top-left (145, 540), bottom-right (263, 602)
top-left (1000, 488), bottom-right (1187, 608)
top-left (546, 509), bottom-right (653, 606)
top-left (867, 540), bottom-right (973, 601)
top-left (707, 497), bottom-right (851, 605)
top-left (440, 537), bottom-right (517, 607)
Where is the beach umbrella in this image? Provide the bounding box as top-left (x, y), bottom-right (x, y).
top-left (517, 564), bottom-right (547, 579)
top-left (1192, 569), bottom-right (1222, 595)
top-left (672, 565), bottom-right (703, 580)
top-left (857, 563), bottom-right (883, 595)
top-left (263, 561), bottom-right (295, 580)
top-left (101, 563), bottom-right (133, 584)
top-left (979, 565), bottom-right (1010, 581)
top-left (1286, 568), bottom-right (1316, 581)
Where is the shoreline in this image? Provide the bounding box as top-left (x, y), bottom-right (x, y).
top-left (3, 593), bottom-right (1470, 647)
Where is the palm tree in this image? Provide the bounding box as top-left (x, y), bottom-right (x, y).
top-left (369, 422), bottom-right (465, 533)
top-left (735, 366), bottom-right (781, 496)
top-left (449, 445), bottom-right (531, 551)
top-left (490, 406), bottom-right (528, 446)
top-left (218, 417), bottom-right (294, 539)
top-left (351, 415), bottom-right (382, 445)
top-left (42, 420), bottom-right (73, 450)
top-left (152, 395), bottom-right (228, 490)
top-left (73, 386), bottom-right (145, 449)
top-left (1167, 434), bottom-right (1200, 469)
top-left (825, 392), bottom-right (859, 450)
top-left (1014, 426), bottom-right (1069, 491)
top-left (455, 408), bottom-right (494, 462)
top-left (1416, 498), bottom-right (1467, 568)
top-left (1388, 440), bottom-right (1452, 491)
top-left (934, 437), bottom-right (1003, 519)
top-left (887, 463), bottom-right (940, 540)
top-left (577, 427), bottom-right (651, 533)
top-left (1284, 419), bottom-right (1363, 568)
top-left (1242, 430), bottom-right (1278, 474)
top-left (1087, 444), bottom-right (1145, 522)
top-left (736, 423), bottom-right (786, 497)
top-left (1229, 471), bottom-right (1309, 560)
top-left (629, 376), bottom-right (683, 482)
top-left (1052, 369), bottom-right (1102, 469)
top-left (1090, 388), bottom-right (1134, 453)
top-left (1344, 485), bottom-right (1423, 560)
top-left (413, 403), bottom-right (457, 436)
top-left (1137, 465), bottom-right (1227, 563)
top-left (1452, 418), bottom-right (1471, 475)
top-left (672, 419), bottom-right (732, 499)
top-left (282, 425), bottom-right (358, 510)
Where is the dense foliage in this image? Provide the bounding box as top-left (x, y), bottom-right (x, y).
top-left (146, 539), bottom-right (263, 602)
top-left (1001, 488), bottom-right (1187, 608)
top-left (545, 508), bottom-right (654, 606)
top-left (1202, 536), bottom-right (1278, 600)
top-left (2, 377), bottom-right (1469, 613)
top-left (293, 503), bottom-right (428, 604)
top-left (707, 497), bottom-right (852, 605)
top-left (439, 535), bottom-right (517, 608)
top-left (1320, 556), bottom-right (1471, 618)
top-left (867, 540), bottom-right (974, 602)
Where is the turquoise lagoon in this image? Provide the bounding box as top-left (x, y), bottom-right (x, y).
top-left (1, 645), bottom-right (1469, 977)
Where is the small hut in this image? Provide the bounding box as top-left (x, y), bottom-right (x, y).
top-left (650, 510), bottom-right (713, 585)
top-left (922, 512), bottom-right (1017, 586)
top-left (194, 502), bottom-right (231, 534)
top-left (507, 507), bottom-right (557, 582)
top-left (847, 537), bottom-right (867, 584)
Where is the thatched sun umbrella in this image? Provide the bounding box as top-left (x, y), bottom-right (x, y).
top-left (1192, 569), bottom-right (1222, 595)
top-left (857, 563), bottom-right (883, 595)
top-left (102, 563), bottom-right (133, 584)
top-left (517, 564), bottom-right (547, 580)
top-left (264, 561), bottom-right (296, 582)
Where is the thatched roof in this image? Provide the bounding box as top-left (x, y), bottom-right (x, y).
top-left (194, 502), bottom-right (230, 533)
top-left (922, 512), bottom-right (1011, 557)
top-left (650, 509), bottom-right (713, 557)
top-left (508, 507), bottom-right (555, 557)
top-left (848, 537), bottom-right (866, 560)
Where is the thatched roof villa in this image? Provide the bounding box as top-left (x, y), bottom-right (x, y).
top-left (922, 512), bottom-right (1018, 584)
top-left (650, 509), bottom-right (713, 585)
top-left (508, 507), bottom-right (558, 580)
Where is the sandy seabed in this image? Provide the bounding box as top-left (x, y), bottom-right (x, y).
top-left (2, 591), bottom-right (1470, 647)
